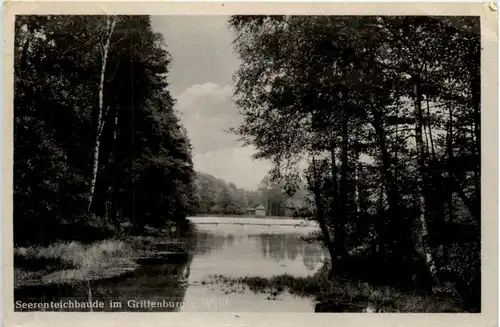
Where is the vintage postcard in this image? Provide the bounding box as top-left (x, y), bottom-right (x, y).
top-left (2, 2), bottom-right (498, 327)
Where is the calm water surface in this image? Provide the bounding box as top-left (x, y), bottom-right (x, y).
top-left (15, 217), bottom-right (325, 312)
top-left (182, 217), bottom-right (324, 312)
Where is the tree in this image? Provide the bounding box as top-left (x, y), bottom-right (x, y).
top-left (87, 15), bottom-right (119, 212)
top-left (194, 172), bottom-right (251, 215)
top-left (229, 15), bottom-right (480, 309)
top-left (14, 15), bottom-right (197, 243)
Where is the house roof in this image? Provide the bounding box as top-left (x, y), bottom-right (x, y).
top-left (246, 207), bottom-right (256, 211)
top-left (255, 205), bottom-right (266, 210)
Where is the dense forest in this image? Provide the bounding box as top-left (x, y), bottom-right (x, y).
top-left (194, 172), bottom-right (306, 216)
top-left (229, 16), bottom-right (481, 311)
top-left (14, 15), bottom-right (198, 245)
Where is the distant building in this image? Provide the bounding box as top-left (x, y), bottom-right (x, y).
top-left (246, 205), bottom-right (267, 217)
top-left (255, 204), bottom-right (266, 217)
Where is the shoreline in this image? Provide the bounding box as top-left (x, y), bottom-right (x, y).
top-left (14, 235), bottom-right (188, 290)
top-left (210, 266), bottom-right (465, 313)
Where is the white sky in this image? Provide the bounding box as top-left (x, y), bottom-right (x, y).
top-left (151, 16), bottom-right (271, 190)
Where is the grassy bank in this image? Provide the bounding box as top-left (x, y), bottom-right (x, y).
top-left (14, 239), bottom-right (138, 288)
top-left (14, 233), bottom-right (189, 289)
top-left (208, 265), bottom-right (464, 312)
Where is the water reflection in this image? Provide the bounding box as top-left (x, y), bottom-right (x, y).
top-left (303, 244), bottom-right (323, 271)
top-left (187, 224), bottom-right (325, 280)
top-left (15, 218), bottom-right (322, 312)
top-left (182, 219), bottom-right (322, 312)
top-left (193, 231), bottom-right (227, 255)
top-left (248, 233), bottom-right (325, 271)
top-left (15, 252), bottom-right (194, 312)
top-left (89, 253), bottom-right (194, 312)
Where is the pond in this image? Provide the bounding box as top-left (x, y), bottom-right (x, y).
top-left (14, 217), bottom-right (326, 312)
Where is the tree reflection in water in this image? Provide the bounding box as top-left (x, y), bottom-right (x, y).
top-left (15, 222), bottom-right (324, 312)
top-left (248, 233), bottom-right (325, 271)
top-left (14, 251), bottom-right (195, 312)
top-left (192, 231), bottom-right (230, 255)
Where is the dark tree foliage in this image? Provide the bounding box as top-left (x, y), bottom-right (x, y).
top-left (229, 15), bottom-right (480, 311)
top-left (14, 15), bottom-right (197, 244)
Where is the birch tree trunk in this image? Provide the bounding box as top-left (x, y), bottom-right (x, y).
top-left (425, 97), bottom-right (436, 161)
top-left (87, 16), bottom-right (117, 212)
top-left (109, 113), bottom-right (119, 223)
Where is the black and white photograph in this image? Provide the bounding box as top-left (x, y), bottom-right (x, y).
top-left (7, 5), bottom-right (493, 318)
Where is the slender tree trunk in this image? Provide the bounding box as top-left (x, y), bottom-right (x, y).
top-left (446, 106), bottom-right (454, 223)
top-left (425, 95), bottom-right (446, 263)
top-left (267, 197), bottom-right (271, 216)
top-left (393, 106), bottom-right (400, 185)
top-left (308, 157), bottom-right (337, 280)
top-left (371, 108), bottom-right (405, 257)
top-left (328, 142), bottom-right (339, 235)
top-left (425, 97), bottom-right (436, 161)
top-left (353, 130), bottom-right (361, 219)
top-left (109, 111), bottom-right (119, 225)
top-left (442, 105), bottom-right (455, 261)
top-left (335, 117), bottom-right (349, 261)
top-left (470, 54), bottom-right (481, 225)
top-left (87, 16), bottom-right (117, 212)
top-left (87, 280), bottom-right (93, 312)
top-left (353, 162), bottom-right (360, 217)
top-left (20, 32), bottom-right (33, 72)
top-left (413, 77), bottom-right (438, 283)
top-left (423, 120), bottom-right (430, 157)
top-left (373, 182), bottom-right (385, 256)
top-left (330, 144), bottom-right (339, 201)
